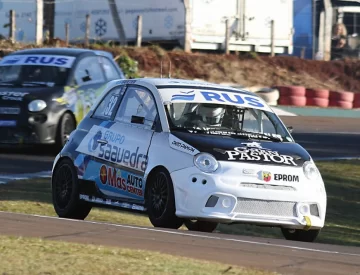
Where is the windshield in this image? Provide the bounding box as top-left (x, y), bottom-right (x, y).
top-left (0, 54), bottom-right (74, 87)
top-left (164, 101), bottom-right (293, 143)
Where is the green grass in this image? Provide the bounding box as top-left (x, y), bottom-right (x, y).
top-left (0, 235), bottom-right (276, 275)
top-left (0, 160), bottom-right (359, 246)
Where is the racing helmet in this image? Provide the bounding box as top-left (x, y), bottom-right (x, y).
top-left (196, 103), bottom-right (226, 125)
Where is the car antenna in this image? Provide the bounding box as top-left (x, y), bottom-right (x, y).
top-left (160, 59), bottom-right (163, 78)
top-left (168, 60), bottom-right (172, 78)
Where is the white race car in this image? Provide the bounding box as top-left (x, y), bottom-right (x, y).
top-left (51, 78), bottom-right (327, 242)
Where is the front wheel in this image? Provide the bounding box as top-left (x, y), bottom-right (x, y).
top-left (52, 158), bottom-right (92, 220)
top-left (281, 228), bottom-right (321, 242)
top-left (55, 112), bottom-right (76, 151)
top-left (184, 219), bottom-right (218, 233)
top-left (145, 169), bottom-right (183, 229)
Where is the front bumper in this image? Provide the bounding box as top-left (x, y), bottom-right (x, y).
top-left (0, 112), bottom-right (59, 145)
top-left (171, 161), bottom-right (327, 230)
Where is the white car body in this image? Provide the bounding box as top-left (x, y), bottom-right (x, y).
top-left (52, 78), bottom-right (327, 237)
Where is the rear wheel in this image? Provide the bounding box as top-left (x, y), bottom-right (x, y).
top-left (146, 169), bottom-right (183, 229)
top-left (55, 112), bottom-right (75, 151)
top-left (281, 228), bottom-right (320, 242)
top-left (184, 219), bottom-right (218, 233)
top-left (52, 158), bottom-right (92, 220)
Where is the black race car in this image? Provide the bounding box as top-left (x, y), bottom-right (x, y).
top-left (0, 47), bottom-right (125, 149)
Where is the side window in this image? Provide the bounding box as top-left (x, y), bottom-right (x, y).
top-left (101, 57), bottom-right (124, 80)
top-left (242, 109), bottom-right (277, 135)
top-left (115, 86), bottom-right (158, 130)
top-left (74, 56), bottom-right (105, 85)
top-left (93, 86), bottom-right (125, 120)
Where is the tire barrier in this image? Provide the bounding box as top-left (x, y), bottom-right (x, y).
top-left (306, 97), bottom-right (329, 108)
top-left (253, 87), bottom-right (280, 106)
top-left (329, 90), bottom-right (354, 103)
top-left (306, 88), bottom-right (330, 99)
top-left (328, 91), bottom-right (354, 109)
top-left (354, 93), bottom-right (360, 109)
top-left (275, 86), bottom-right (307, 106)
top-left (305, 88), bottom-right (330, 107)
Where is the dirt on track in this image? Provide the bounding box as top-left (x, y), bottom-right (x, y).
top-left (1, 40), bottom-right (360, 92)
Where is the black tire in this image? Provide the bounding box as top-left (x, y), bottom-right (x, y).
top-left (281, 228), bottom-right (321, 242)
top-left (55, 112), bottom-right (76, 151)
top-left (184, 219), bottom-right (218, 233)
top-left (52, 158), bottom-right (92, 220)
top-left (145, 169), bottom-right (184, 229)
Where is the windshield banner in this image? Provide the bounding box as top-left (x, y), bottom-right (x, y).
top-left (159, 88), bottom-right (273, 112)
top-left (0, 54), bottom-right (76, 68)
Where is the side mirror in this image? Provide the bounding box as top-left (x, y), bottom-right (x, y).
top-left (131, 115), bottom-right (145, 125)
top-left (287, 126), bottom-right (293, 133)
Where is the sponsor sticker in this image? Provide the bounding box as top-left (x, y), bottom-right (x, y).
top-left (169, 134), bottom-right (199, 155)
top-left (99, 164), bottom-right (144, 197)
top-left (0, 54), bottom-right (76, 68)
top-left (76, 125), bottom-right (148, 172)
top-left (274, 174), bottom-right (299, 182)
top-left (0, 91), bottom-right (29, 101)
top-left (224, 142), bottom-right (297, 166)
top-left (159, 88), bottom-right (272, 112)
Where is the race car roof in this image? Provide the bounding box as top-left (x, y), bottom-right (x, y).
top-left (7, 47), bottom-right (113, 59)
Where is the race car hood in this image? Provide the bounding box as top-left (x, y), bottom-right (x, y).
top-left (0, 86), bottom-right (64, 105)
top-left (171, 131), bottom-right (311, 167)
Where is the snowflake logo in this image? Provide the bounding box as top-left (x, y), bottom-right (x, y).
top-left (80, 21), bottom-right (86, 32)
top-left (164, 15), bottom-right (173, 29)
top-left (95, 18), bottom-right (107, 37)
top-left (264, 17), bottom-right (272, 28)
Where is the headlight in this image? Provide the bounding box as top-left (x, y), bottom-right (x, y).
top-left (194, 153), bottom-right (219, 173)
top-left (28, 100), bottom-right (47, 112)
top-left (303, 161), bottom-right (320, 180)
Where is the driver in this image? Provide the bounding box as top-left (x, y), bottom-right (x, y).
top-left (196, 103), bottom-right (226, 127)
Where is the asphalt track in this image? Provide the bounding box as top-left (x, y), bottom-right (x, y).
top-left (0, 116), bottom-right (360, 274)
top-left (0, 211), bottom-right (359, 275)
top-left (0, 116), bottom-right (359, 174)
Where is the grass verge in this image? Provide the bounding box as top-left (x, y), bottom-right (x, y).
top-left (0, 235), bottom-right (276, 275)
top-left (0, 160), bottom-right (359, 246)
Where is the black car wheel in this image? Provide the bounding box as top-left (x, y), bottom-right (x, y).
top-left (56, 112), bottom-right (75, 150)
top-left (281, 228), bottom-right (321, 242)
top-left (52, 158), bottom-right (92, 220)
top-left (146, 169), bottom-right (183, 229)
top-left (184, 219), bottom-right (218, 233)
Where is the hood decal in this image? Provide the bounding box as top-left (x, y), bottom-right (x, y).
top-left (223, 142), bottom-right (299, 166)
top-left (169, 134), bottom-right (200, 155)
top-left (171, 132), bottom-right (310, 166)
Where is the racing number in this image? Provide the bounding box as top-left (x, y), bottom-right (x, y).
top-left (103, 95), bottom-right (118, 117)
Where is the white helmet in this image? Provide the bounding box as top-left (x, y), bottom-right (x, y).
top-left (196, 104), bottom-right (226, 126)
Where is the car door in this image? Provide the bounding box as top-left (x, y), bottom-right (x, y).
top-left (95, 84), bottom-right (159, 202)
top-left (71, 55), bottom-right (108, 123)
top-left (73, 84), bottom-right (126, 180)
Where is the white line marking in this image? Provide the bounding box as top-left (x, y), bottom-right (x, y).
top-left (1, 211), bottom-right (359, 257)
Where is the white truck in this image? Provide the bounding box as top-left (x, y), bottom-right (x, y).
top-left (0, 0), bottom-right (294, 55)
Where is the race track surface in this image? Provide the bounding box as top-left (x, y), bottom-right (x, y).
top-left (0, 212), bottom-right (359, 275)
top-left (0, 116), bottom-right (359, 274)
top-left (0, 116), bottom-right (360, 175)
